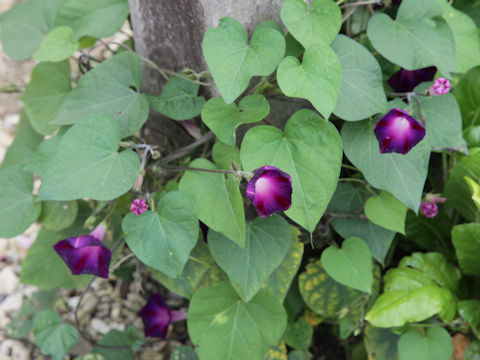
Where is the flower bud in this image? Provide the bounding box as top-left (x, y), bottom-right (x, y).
top-left (373, 108), bottom-right (426, 154)
top-left (246, 166), bottom-right (292, 218)
top-left (130, 198), bottom-right (148, 215)
top-left (429, 78), bottom-right (451, 96)
top-left (420, 201), bottom-right (438, 218)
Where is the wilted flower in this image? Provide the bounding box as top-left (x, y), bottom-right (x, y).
top-left (53, 224), bottom-right (112, 278)
top-left (138, 293), bottom-right (187, 338)
top-left (130, 198), bottom-right (148, 215)
top-left (420, 202), bottom-right (438, 218)
top-left (387, 67), bottom-right (436, 93)
top-left (373, 108), bottom-right (426, 154)
top-left (133, 173), bottom-right (144, 192)
top-left (429, 78), bottom-right (450, 96)
top-left (246, 166), bottom-right (292, 218)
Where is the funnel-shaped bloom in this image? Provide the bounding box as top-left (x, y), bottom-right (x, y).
top-left (130, 198), bottom-right (148, 215)
top-left (138, 293), bottom-right (187, 338)
top-left (374, 108), bottom-right (426, 154)
top-left (53, 224), bottom-right (111, 278)
top-left (420, 202), bottom-right (438, 218)
top-left (388, 67), bottom-right (436, 93)
top-left (429, 78), bottom-right (450, 96)
top-left (246, 166), bottom-right (292, 218)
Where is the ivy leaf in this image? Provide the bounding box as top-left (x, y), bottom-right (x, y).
top-left (123, 191), bottom-right (199, 278)
top-left (211, 141), bottom-right (241, 170)
top-left (179, 158), bottom-right (246, 247)
top-left (54, 0), bottom-right (129, 40)
top-left (331, 217), bottom-right (395, 265)
top-left (35, 26), bottom-right (79, 62)
top-left (398, 328), bottom-right (453, 360)
top-left (283, 317), bottom-right (313, 351)
top-left (209, 216), bottom-right (291, 302)
top-left (0, 165), bottom-right (41, 237)
top-left (327, 183), bottom-right (365, 213)
top-left (241, 109), bottom-right (342, 232)
top-left (151, 240), bottom-right (227, 299)
top-left (277, 44), bottom-right (341, 119)
top-left (38, 115), bottom-right (140, 201)
top-left (147, 75), bottom-right (206, 121)
top-left (201, 95), bottom-right (270, 146)
top-left (454, 66), bottom-right (480, 128)
top-left (21, 60), bottom-right (71, 135)
top-left (364, 326), bottom-right (401, 360)
top-left (39, 200), bottom-right (78, 231)
top-left (365, 191), bottom-right (407, 234)
top-left (93, 329), bottom-right (134, 360)
top-left (33, 310), bottom-right (78, 360)
top-left (367, 0), bottom-right (456, 76)
top-left (342, 118), bottom-right (431, 212)
top-left (0, 0), bottom-right (63, 60)
top-left (262, 227), bottom-right (304, 302)
top-left (321, 237), bottom-right (373, 293)
top-left (331, 35), bottom-right (387, 121)
top-left (280, 0), bottom-right (341, 48)
top-left (452, 223), bottom-right (480, 276)
top-left (25, 129), bottom-right (66, 178)
top-left (202, 17), bottom-right (285, 103)
top-left (187, 282), bottom-right (287, 360)
top-left (52, 52), bottom-right (149, 137)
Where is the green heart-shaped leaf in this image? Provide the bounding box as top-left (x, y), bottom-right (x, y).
top-left (280, 0), bottom-right (341, 48)
top-left (398, 328), bottom-right (453, 360)
top-left (38, 115), bottom-right (140, 201)
top-left (123, 191), bottom-right (198, 278)
top-left (263, 341), bottom-right (287, 360)
top-left (241, 109), bottom-right (342, 232)
top-left (33, 310), bottom-right (78, 360)
top-left (277, 44), bottom-right (341, 119)
top-left (365, 191), bottom-right (407, 234)
top-left (202, 17), bottom-right (285, 103)
top-left (452, 223), bottom-right (480, 276)
top-left (35, 26), bottom-right (79, 62)
top-left (331, 35), bottom-right (387, 121)
top-left (39, 200), bottom-right (78, 231)
top-left (454, 66), bottom-right (480, 128)
top-left (25, 128), bottom-right (66, 178)
top-left (367, 0), bottom-right (455, 76)
top-left (209, 216), bottom-right (292, 302)
top-left (202, 95), bottom-right (270, 145)
top-left (321, 237), bottom-right (373, 293)
top-left (52, 52), bottom-right (149, 137)
top-left (458, 300), bottom-right (480, 338)
top-left (188, 282), bottom-right (287, 360)
top-left (179, 158), bottom-right (246, 247)
top-left (364, 326), bottom-right (401, 360)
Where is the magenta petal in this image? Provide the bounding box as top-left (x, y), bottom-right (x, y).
top-left (373, 108), bottom-right (426, 154)
top-left (53, 236), bottom-right (112, 278)
top-left (246, 166), bottom-right (292, 217)
top-left (387, 67), bottom-right (436, 93)
top-left (170, 310), bottom-right (187, 323)
top-left (421, 202), bottom-right (438, 218)
top-left (89, 224), bottom-right (106, 242)
top-left (138, 293), bottom-right (172, 338)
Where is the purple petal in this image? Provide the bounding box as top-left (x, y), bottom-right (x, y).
top-left (388, 67), bottom-right (436, 93)
top-left (89, 224), bottom-right (106, 242)
top-left (246, 166), bottom-right (292, 217)
top-left (53, 236), bottom-right (112, 278)
top-left (138, 293), bottom-right (172, 338)
top-left (170, 310), bottom-right (187, 323)
top-left (130, 198), bottom-right (148, 215)
top-left (373, 108), bottom-right (426, 154)
top-left (420, 202), bottom-right (438, 218)
top-left (429, 78), bottom-right (450, 96)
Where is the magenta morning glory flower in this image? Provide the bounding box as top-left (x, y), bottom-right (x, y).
top-left (53, 224), bottom-right (112, 278)
top-left (373, 108), bottom-right (426, 154)
top-left (420, 202), bottom-right (438, 218)
top-left (246, 166), bottom-right (292, 218)
top-left (138, 293), bottom-right (187, 338)
top-left (130, 198), bottom-right (148, 215)
top-left (387, 67), bottom-right (436, 93)
top-left (429, 78), bottom-right (451, 96)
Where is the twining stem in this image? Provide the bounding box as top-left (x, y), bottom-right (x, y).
top-left (341, 164), bottom-right (360, 172)
top-left (111, 252), bottom-right (135, 271)
top-left (340, 0), bottom-right (382, 8)
top-left (181, 166), bottom-right (236, 175)
top-left (385, 91), bottom-right (428, 97)
top-left (161, 132), bottom-right (215, 164)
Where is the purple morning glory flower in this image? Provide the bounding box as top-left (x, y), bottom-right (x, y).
top-left (373, 108), bottom-right (426, 154)
top-left (387, 67), bottom-right (437, 93)
top-left (138, 293), bottom-right (187, 338)
top-left (420, 202), bottom-right (438, 218)
top-left (130, 198), bottom-right (148, 215)
top-left (246, 166), bottom-right (292, 218)
top-left (53, 224), bottom-right (112, 278)
top-left (429, 78), bottom-right (451, 96)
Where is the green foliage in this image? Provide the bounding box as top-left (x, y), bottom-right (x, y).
top-left (263, 341), bottom-right (287, 360)
top-left (179, 158), bottom-right (246, 247)
top-left (365, 191), bottom-right (407, 234)
top-left (321, 237), bottom-right (373, 293)
top-left (452, 223), bottom-right (480, 276)
top-left (283, 317), bottom-right (313, 350)
top-left (188, 282), bottom-right (287, 360)
top-left (397, 328), bottom-right (452, 360)
top-left (454, 66), bottom-right (480, 128)
top-left (202, 95), bottom-right (270, 145)
top-left (25, 128), bottom-right (66, 178)
top-left (35, 26), bottom-right (79, 62)
top-left (364, 326), bottom-right (401, 360)
top-left (170, 346), bottom-right (199, 360)
top-left (123, 191), bottom-right (198, 278)
top-left (33, 310), bottom-right (78, 360)
top-left (202, 17), bottom-right (285, 103)
top-left (93, 329), bottom-right (135, 360)
top-left (38, 115), bottom-right (140, 201)
top-left (458, 300), bottom-right (480, 337)
top-left (39, 200), bottom-right (78, 231)
top-left (241, 109), bottom-right (342, 232)
top-left (208, 215), bottom-right (291, 301)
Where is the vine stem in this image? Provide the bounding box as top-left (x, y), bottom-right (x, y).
top-left (161, 131), bottom-right (215, 164)
top-left (385, 91), bottom-right (428, 97)
top-left (340, 0), bottom-right (382, 8)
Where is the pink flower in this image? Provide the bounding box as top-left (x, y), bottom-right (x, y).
top-left (420, 202), bottom-right (438, 218)
top-left (429, 78), bottom-right (451, 96)
top-left (130, 199), bottom-right (148, 215)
